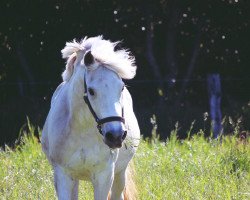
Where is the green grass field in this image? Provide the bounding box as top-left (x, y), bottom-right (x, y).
top-left (0, 123), bottom-right (249, 200)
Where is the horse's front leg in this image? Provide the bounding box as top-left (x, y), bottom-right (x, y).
top-left (110, 169), bottom-right (126, 200)
top-left (53, 165), bottom-right (79, 200)
top-left (92, 164), bottom-right (115, 200)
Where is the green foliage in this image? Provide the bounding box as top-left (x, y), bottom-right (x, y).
top-left (0, 125), bottom-right (249, 199)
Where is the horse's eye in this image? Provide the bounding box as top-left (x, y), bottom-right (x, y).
top-left (88, 88), bottom-right (95, 96)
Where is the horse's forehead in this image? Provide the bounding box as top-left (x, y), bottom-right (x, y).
top-left (89, 67), bottom-right (121, 85)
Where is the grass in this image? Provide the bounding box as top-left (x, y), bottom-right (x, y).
top-left (0, 123), bottom-right (249, 200)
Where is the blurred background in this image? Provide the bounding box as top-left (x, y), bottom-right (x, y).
top-left (0, 0), bottom-right (249, 146)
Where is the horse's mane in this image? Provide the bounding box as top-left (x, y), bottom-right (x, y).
top-left (61, 36), bottom-right (136, 81)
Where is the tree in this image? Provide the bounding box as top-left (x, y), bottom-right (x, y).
top-left (0, 0), bottom-right (249, 144)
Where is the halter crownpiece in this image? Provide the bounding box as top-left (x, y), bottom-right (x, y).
top-left (83, 51), bottom-right (125, 135)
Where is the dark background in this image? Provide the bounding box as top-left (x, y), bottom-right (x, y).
top-left (0, 0), bottom-right (249, 146)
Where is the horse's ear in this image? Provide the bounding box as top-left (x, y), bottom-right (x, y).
top-left (62, 53), bottom-right (76, 81)
top-left (84, 51), bottom-right (94, 66)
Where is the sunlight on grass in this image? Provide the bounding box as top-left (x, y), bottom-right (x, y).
top-left (0, 123), bottom-right (249, 199)
top-left (134, 134), bottom-right (250, 200)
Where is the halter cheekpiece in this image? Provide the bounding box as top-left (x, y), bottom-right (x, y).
top-left (83, 73), bottom-right (125, 135)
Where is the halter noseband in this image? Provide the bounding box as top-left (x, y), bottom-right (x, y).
top-left (83, 74), bottom-right (125, 135)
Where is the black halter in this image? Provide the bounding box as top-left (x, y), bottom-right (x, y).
top-left (83, 74), bottom-right (125, 135)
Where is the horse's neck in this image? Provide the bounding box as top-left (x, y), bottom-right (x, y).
top-left (68, 74), bottom-right (84, 106)
top-left (66, 73), bottom-right (95, 131)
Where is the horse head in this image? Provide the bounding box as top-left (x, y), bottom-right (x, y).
top-left (83, 51), bottom-right (127, 149)
top-left (61, 36), bottom-right (136, 149)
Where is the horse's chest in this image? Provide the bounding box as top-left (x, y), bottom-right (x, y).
top-left (63, 144), bottom-right (116, 180)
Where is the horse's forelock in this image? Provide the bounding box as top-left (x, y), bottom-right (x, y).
top-left (61, 36), bottom-right (137, 81)
top-left (86, 37), bottom-right (136, 79)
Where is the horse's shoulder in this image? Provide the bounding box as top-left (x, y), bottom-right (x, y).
top-left (42, 82), bottom-right (72, 161)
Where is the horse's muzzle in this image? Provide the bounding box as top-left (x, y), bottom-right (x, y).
top-left (104, 130), bottom-right (127, 149)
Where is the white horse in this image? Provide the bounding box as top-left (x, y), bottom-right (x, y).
top-left (41, 36), bottom-right (140, 200)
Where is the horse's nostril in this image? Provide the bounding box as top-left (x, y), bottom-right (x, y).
top-left (122, 130), bottom-right (127, 140)
top-left (105, 130), bottom-right (126, 145)
top-left (106, 132), bottom-right (115, 142)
